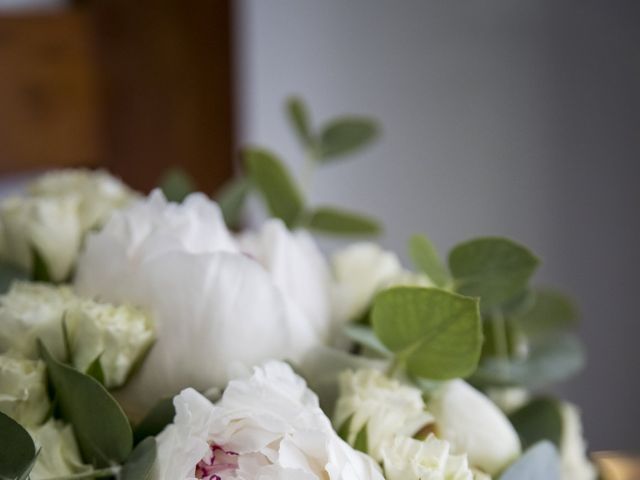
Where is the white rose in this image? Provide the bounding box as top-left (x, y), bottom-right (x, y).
top-left (0, 353), bottom-right (50, 426)
top-left (27, 419), bottom-right (92, 480)
top-left (334, 369), bottom-right (433, 462)
top-left (382, 434), bottom-right (487, 480)
top-left (0, 194), bottom-right (82, 281)
top-left (331, 242), bottom-right (431, 323)
top-left (66, 300), bottom-right (155, 388)
top-left (0, 169), bottom-right (136, 282)
top-left (0, 282), bottom-right (75, 360)
top-left (155, 361), bottom-right (383, 480)
top-left (75, 191), bottom-right (332, 418)
top-left (28, 169), bottom-right (136, 231)
top-left (428, 380), bottom-right (521, 476)
top-left (559, 402), bottom-right (596, 480)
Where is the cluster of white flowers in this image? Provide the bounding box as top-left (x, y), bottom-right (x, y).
top-left (0, 281), bottom-right (154, 389)
top-left (0, 169), bottom-right (599, 480)
top-left (333, 369), bottom-right (520, 479)
top-left (0, 169), bottom-right (136, 281)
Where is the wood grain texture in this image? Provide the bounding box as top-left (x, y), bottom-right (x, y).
top-left (0, 1), bottom-right (234, 193)
top-left (0, 12), bottom-right (101, 173)
top-left (90, 0), bottom-right (235, 192)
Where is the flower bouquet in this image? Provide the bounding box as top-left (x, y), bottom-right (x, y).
top-left (0, 99), bottom-right (596, 480)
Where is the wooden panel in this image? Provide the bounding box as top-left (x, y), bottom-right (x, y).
top-left (90, 0), bottom-right (235, 192)
top-left (0, 12), bottom-right (101, 173)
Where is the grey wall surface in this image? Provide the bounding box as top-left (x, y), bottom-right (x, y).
top-left (236, 1), bottom-right (640, 449)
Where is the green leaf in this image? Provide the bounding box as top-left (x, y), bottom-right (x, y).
top-left (307, 206), bottom-right (381, 236)
top-left (318, 117), bottom-right (379, 161)
top-left (286, 97), bottom-right (314, 148)
top-left (216, 176), bottom-right (251, 229)
top-left (515, 289), bottom-right (578, 339)
top-left (244, 148), bottom-right (305, 228)
top-left (371, 287), bottom-right (482, 379)
top-left (499, 441), bottom-right (560, 480)
top-left (472, 334), bottom-right (585, 388)
top-left (159, 168), bottom-right (196, 203)
top-left (38, 341), bottom-right (133, 467)
top-left (509, 398), bottom-right (563, 450)
top-left (120, 437), bottom-right (157, 480)
top-left (85, 355), bottom-right (105, 385)
top-left (409, 234), bottom-right (450, 288)
top-left (353, 423), bottom-right (368, 453)
top-left (0, 412), bottom-right (37, 480)
top-left (133, 397), bottom-right (175, 445)
top-left (0, 262), bottom-right (28, 294)
top-left (342, 324), bottom-right (391, 357)
top-left (31, 246), bottom-right (52, 283)
top-left (337, 415), bottom-right (353, 442)
top-left (449, 237), bottom-right (539, 310)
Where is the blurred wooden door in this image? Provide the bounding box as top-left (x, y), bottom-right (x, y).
top-left (0, 0), bottom-right (234, 193)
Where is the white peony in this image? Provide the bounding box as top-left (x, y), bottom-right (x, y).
top-left (75, 191), bottom-right (332, 418)
top-left (154, 361), bottom-right (383, 480)
top-left (331, 242), bottom-right (431, 323)
top-left (0, 169), bottom-right (135, 281)
top-left (0, 353), bottom-right (50, 426)
top-left (66, 300), bottom-right (154, 388)
top-left (0, 282), bottom-right (75, 360)
top-left (27, 419), bottom-right (92, 480)
top-left (382, 434), bottom-right (487, 480)
top-left (428, 380), bottom-right (521, 476)
top-left (334, 369), bottom-right (433, 462)
top-left (559, 402), bottom-right (596, 480)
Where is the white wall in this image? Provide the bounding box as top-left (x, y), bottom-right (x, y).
top-left (236, 0), bottom-right (640, 449)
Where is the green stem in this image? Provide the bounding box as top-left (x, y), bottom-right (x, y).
top-left (42, 466), bottom-right (121, 480)
top-left (491, 309), bottom-right (511, 375)
top-left (300, 148), bottom-right (317, 198)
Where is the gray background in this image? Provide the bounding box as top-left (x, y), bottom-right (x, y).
top-left (236, 0), bottom-right (640, 450)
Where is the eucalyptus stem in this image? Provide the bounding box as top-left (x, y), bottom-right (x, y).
top-left (491, 309), bottom-right (511, 375)
top-left (300, 148), bottom-right (317, 198)
top-left (42, 466), bottom-right (121, 480)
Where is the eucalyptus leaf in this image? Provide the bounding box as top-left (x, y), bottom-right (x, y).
top-left (337, 415), bottom-right (353, 442)
top-left (510, 398), bottom-right (563, 449)
top-left (216, 176), bottom-right (251, 229)
top-left (515, 289), bottom-right (578, 339)
top-left (371, 287), bottom-right (482, 379)
top-left (353, 424), bottom-right (368, 453)
top-left (318, 117), bottom-right (379, 161)
top-left (499, 441), bottom-right (560, 480)
top-left (0, 262), bottom-right (28, 294)
top-left (472, 334), bottom-right (585, 388)
top-left (409, 234), bottom-right (450, 288)
top-left (286, 97), bottom-right (314, 148)
top-left (159, 168), bottom-right (196, 203)
top-left (244, 148), bottom-right (305, 228)
top-left (133, 397), bottom-right (175, 444)
top-left (39, 341), bottom-right (133, 467)
top-left (449, 237), bottom-right (539, 310)
top-left (120, 437), bottom-right (157, 480)
top-left (342, 324), bottom-right (391, 357)
top-left (307, 206), bottom-right (381, 236)
top-left (0, 412), bottom-right (37, 480)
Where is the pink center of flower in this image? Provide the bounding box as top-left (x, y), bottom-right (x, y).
top-left (195, 444), bottom-right (239, 480)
